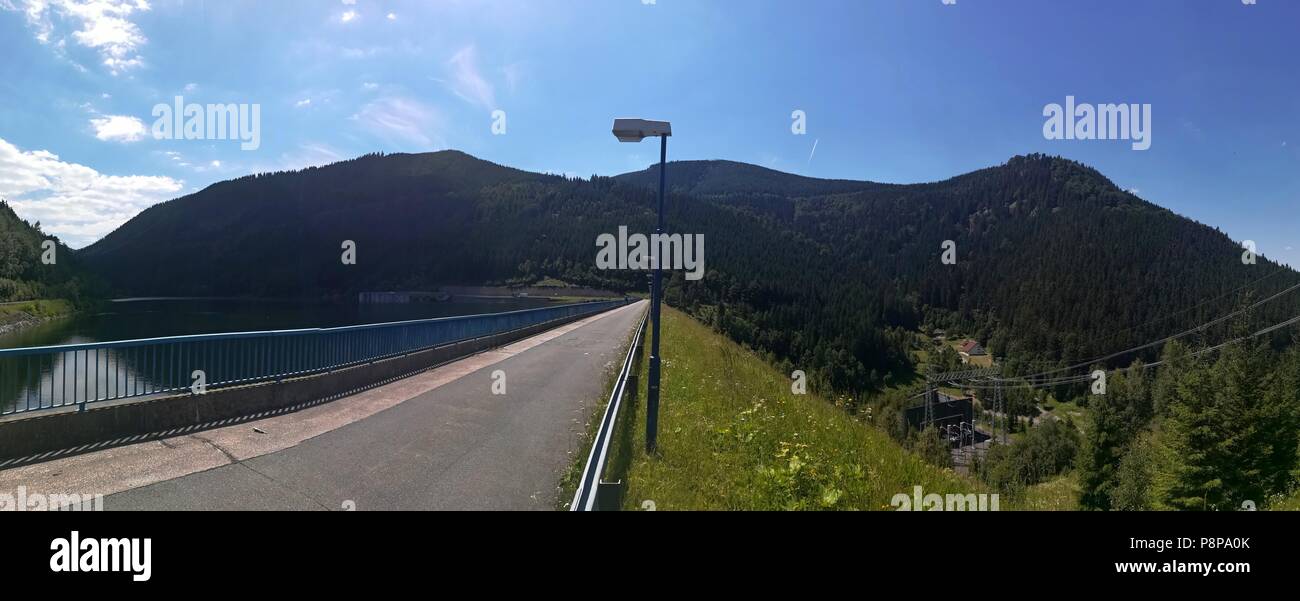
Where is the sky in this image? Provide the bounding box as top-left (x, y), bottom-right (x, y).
top-left (0, 0), bottom-right (1296, 265)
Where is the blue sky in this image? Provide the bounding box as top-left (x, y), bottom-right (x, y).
top-left (0, 0), bottom-right (1296, 265)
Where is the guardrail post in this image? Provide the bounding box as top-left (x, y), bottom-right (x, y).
top-left (596, 480), bottom-right (624, 511)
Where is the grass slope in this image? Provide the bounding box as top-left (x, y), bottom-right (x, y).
top-left (609, 307), bottom-right (986, 510)
top-left (1020, 475), bottom-right (1081, 510)
top-left (0, 299), bottom-right (73, 334)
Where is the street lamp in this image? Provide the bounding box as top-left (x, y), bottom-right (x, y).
top-left (613, 118), bottom-right (671, 453)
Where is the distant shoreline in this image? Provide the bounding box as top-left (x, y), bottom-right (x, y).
top-left (110, 296), bottom-right (294, 303)
top-left (0, 300), bottom-right (75, 338)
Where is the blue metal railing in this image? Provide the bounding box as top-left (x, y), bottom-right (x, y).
top-left (0, 299), bottom-right (630, 416)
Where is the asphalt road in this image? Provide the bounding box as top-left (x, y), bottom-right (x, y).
top-left (102, 301), bottom-right (646, 511)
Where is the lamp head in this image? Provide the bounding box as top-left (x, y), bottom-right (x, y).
top-left (612, 118), bottom-right (672, 142)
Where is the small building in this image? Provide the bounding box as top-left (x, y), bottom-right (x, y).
top-left (905, 392), bottom-right (975, 432)
top-left (957, 340), bottom-right (987, 364)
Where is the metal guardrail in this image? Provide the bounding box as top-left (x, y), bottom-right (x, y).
top-left (571, 306), bottom-right (648, 511)
top-left (0, 299), bottom-right (631, 416)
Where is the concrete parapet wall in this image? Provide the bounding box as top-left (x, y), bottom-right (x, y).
top-left (0, 309), bottom-right (608, 467)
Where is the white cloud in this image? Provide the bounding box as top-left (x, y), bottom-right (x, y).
top-left (387, 12), bottom-right (395, 20)
top-left (447, 45), bottom-right (495, 109)
top-left (0, 136), bottom-right (183, 248)
top-left (341, 0), bottom-right (356, 4)
top-left (351, 97), bottom-right (444, 149)
top-left (290, 88), bottom-right (340, 108)
top-left (3, 0), bottom-right (153, 75)
top-left (340, 9), bottom-right (357, 23)
top-left (209, 160), bottom-right (221, 168)
top-left (361, 82), bottom-right (379, 91)
top-left (183, 82), bottom-right (198, 92)
top-left (90, 114), bottom-right (147, 142)
top-left (3, 0), bottom-right (56, 44)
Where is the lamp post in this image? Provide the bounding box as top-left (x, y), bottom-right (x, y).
top-left (612, 118), bottom-right (672, 453)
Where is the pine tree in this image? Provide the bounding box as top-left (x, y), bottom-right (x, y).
top-left (1260, 344), bottom-right (1300, 495)
top-left (1161, 339), bottom-right (1280, 510)
top-left (1078, 363), bottom-right (1151, 510)
top-left (1111, 431), bottom-right (1157, 511)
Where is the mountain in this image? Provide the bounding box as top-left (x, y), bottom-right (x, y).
top-left (78, 151), bottom-right (1300, 394)
top-left (614, 159), bottom-right (883, 197)
top-left (81, 151), bottom-right (570, 297)
top-left (78, 150), bottom-right (818, 293)
top-left (625, 155), bottom-right (1300, 374)
top-left (0, 199), bottom-right (97, 305)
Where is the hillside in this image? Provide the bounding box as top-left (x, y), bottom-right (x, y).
top-left (79, 151), bottom-right (569, 297)
top-left (614, 159), bottom-right (884, 197)
top-left (626, 155), bottom-right (1300, 376)
top-left (0, 199), bottom-right (96, 307)
top-left (77, 151), bottom-right (1300, 395)
top-left (600, 306), bottom-right (991, 510)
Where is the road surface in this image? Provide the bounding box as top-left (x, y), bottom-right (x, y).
top-left (1, 300), bottom-right (645, 511)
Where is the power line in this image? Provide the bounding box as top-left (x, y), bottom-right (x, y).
top-left (1006, 281), bottom-right (1300, 383)
top-left (911, 279), bottom-right (1300, 396)
top-left (954, 310), bottom-right (1300, 392)
top-left (1005, 265), bottom-right (1294, 371)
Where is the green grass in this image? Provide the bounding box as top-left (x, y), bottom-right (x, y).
top-left (0, 299), bottom-right (73, 324)
top-left (1020, 474), bottom-right (1081, 510)
top-left (1265, 488), bottom-right (1300, 510)
top-left (608, 307), bottom-right (988, 510)
top-left (1041, 398), bottom-right (1088, 434)
top-left (533, 277), bottom-right (572, 288)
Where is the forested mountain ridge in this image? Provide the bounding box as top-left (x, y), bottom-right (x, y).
top-left (76, 151), bottom-right (1300, 395)
top-left (78, 151), bottom-right (826, 295)
top-left (0, 199), bottom-right (97, 306)
top-left (623, 154), bottom-right (1300, 375)
top-left (614, 159), bottom-right (886, 197)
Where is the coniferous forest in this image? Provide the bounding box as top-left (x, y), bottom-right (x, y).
top-left (0, 200), bottom-right (98, 305)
